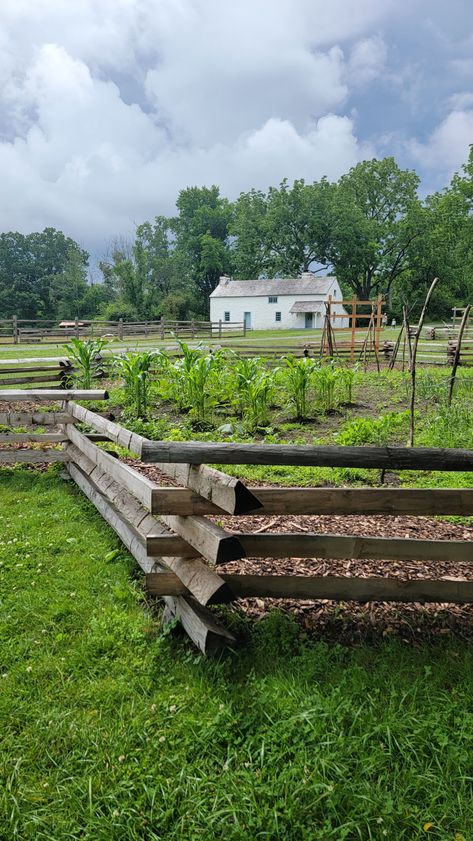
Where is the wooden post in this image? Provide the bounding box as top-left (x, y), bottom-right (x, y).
top-left (408, 277), bottom-right (439, 446)
top-left (219, 319), bottom-right (222, 339)
top-left (375, 295), bottom-right (383, 351)
top-left (448, 304), bottom-right (471, 405)
top-left (75, 317), bottom-right (80, 339)
top-left (243, 318), bottom-right (246, 338)
top-left (350, 298), bottom-right (357, 363)
top-left (12, 315), bottom-right (18, 344)
top-left (118, 318), bottom-right (124, 340)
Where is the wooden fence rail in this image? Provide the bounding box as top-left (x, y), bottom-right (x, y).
top-left (0, 388), bottom-right (472, 655)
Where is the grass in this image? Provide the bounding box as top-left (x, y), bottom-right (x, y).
top-left (1, 468), bottom-right (473, 840)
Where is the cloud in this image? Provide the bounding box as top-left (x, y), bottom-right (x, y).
top-left (347, 35), bottom-right (387, 87)
top-left (407, 108), bottom-right (473, 174)
top-left (0, 0), bottom-right (469, 258)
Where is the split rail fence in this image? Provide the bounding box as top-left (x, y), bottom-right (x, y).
top-left (1, 389), bottom-right (473, 655)
top-left (0, 318), bottom-right (245, 345)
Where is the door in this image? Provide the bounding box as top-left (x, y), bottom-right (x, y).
top-left (304, 312), bottom-right (313, 329)
top-left (244, 312), bottom-right (252, 329)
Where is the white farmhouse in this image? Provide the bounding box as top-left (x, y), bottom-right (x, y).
top-left (210, 273), bottom-right (348, 330)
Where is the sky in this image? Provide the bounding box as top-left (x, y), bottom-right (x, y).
top-left (0, 0), bottom-right (472, 264)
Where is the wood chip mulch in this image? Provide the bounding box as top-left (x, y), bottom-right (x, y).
top-left (131, 460), bottom-right (473, 644)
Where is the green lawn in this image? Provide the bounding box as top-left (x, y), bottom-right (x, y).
top-left (1, 468), bottom-right (473, 840)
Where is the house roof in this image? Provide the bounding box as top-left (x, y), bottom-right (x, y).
top-left (210, 276), bottom-right (336, 298)
top-left (289, 301), bottom-right (327, 313)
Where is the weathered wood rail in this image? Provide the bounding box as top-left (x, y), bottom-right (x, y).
top-left (1, 389), bottom-right (472, 655)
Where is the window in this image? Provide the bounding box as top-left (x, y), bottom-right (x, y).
top-left (275, 311), bottom-right (281, 322)
top-left (333, 289), bottom-right (337, 297)
top-left (224, 311), bottom-right (230, 322)
top-left (268, 296), bottom-right (278, 303)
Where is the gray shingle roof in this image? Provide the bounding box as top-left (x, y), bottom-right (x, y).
top-left (289, 301), bottom-right (326, 313)
top-left (210, 277), bottom-right (336, 298)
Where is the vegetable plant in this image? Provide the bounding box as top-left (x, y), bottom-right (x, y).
top-left (64, 337), bottom-right (108, 389)
top-left (114, 351), bottom-right (156, 418)
top-left (283, 356), bottom-right (316, 420)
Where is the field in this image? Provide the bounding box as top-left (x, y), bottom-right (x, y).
top-left (1, 342), bottom-right (473, 840)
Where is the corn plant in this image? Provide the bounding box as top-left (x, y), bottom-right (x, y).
top-left (186, 354), bottom-right (219, 425)
top-left (313, 363), bottom-right (339, 412)
top-left (243, 372), bottom-right (274, 430)
top-left (114, 351), bottom-right (156, 418)
top-left (336, 366), bottom-right (356, 405)
top-left (64, 337), bottom-right (108, 389)
top-left (283, 356), bottom-right (316, 420)
top-left (232, 357), bottom-right (266, 416)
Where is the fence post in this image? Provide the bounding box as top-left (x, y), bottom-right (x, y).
top-left (350, 298), bottom-right (357, 363)
top-left (75, 317), bottom-right (80, 339)
top-left (219, 319), bottom-right (222, 339)
top-left (161, 319), bottom-right (165, 341)
top-left (12, 315), bottom-right (18, 344)
top-left (243, 318), bottom-right (246, 338)
top-left (191, 320), bottom-right (195, 339)
top-left (118, 318), bottom-right (124, 340)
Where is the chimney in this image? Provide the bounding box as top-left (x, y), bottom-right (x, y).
top-left (219, 274), bottom-right (231, 286)
top-left (301, 271), bottom-right (314, 280)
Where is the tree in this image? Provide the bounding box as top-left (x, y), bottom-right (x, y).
top-left (49, 246), bottom-right (89, 319)
top-left (173, 186), bottom-right (232, 310)
top-left (232, 178), bottom-right (336, 278)
top-left (100, 217), bottom-right (191, 320)
top-left (329, 157), bottom-right (421, 301)
top-left (395, 148), bottom-right (473, 318)
top-left (0, 228), bottom-right (89, 319)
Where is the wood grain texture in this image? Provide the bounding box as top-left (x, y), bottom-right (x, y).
top-left (0, 449), bottom-right (69, 463)
top-left (149, 486), bottom-right (473, 516)
top-left (147, 514), bottom-right (245, 564)
top-left (0, 433), bottom-right (67, 443)
top-left (66, 446), bottom-right (231, 605)
top-left (67, 425), bottom-right (245, 564)
top-left (0, 412), bottom-right (73, 426)
top-left (238, 533), bottom-right (473, 563)
top-left (139, 441), bottom-right (473, 471)
top-left (0, 389), bottom-right (108, 401)
top-left (67, 462), bottom-right (235, 652)
top-left (146, 572), bottom-right (473, 604)
top-left (67, 401), bottom-right (262, 514)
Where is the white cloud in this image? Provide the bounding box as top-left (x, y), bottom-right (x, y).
top-left (407, 108), bottom-right (473, 173)
top-left (15, 0), bottom-right (473, 258)
top-left (348, 35), bottom-right (387, 87)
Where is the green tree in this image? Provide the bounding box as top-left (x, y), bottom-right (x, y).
top-left (173, 186), bottom-right (232, 310)
top-left (232, 178), bottom-right (335, 278)
top-left (0, 228), bottom-right (89, 319)
top-left (329, 157), bottom-right (421, 301)
top-left (49, 247), bottom-right (89, 319)
top-left (396, 148), bottom-right (473, 318)
top-left (100, 217), bottom-right (191, 320)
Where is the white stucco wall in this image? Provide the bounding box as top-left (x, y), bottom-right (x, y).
top-left (210, 280), bottom-right (349, 329)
